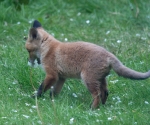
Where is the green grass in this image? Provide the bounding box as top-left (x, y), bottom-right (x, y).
top-left (0, 0), bottom-right (150, 124)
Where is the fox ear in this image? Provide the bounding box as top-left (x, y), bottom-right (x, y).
top-left (29, 28), bottom-right (38, 39)
top-left (33, 20), bottom-right (42, 28)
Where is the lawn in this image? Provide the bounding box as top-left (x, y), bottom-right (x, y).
top-left (0, 0), bottom-right (150, 124)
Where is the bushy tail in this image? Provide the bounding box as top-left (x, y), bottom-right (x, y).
top-left (110, 55), bottom-right (150, 80)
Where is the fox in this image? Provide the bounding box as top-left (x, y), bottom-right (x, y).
top-left (25, 20), bottom-right (150, 109)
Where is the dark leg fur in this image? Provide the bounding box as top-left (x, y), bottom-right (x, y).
top-left (36, 82), bottom-right (44, 97)
top-left (100, 78), bottom-right (109, 104)
top-left (31, 81), bottom-right (44, 98)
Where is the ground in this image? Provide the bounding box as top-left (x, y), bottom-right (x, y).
top-left (0, 0), bottom-right (150, 124)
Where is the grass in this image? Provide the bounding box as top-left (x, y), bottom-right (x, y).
top-left (0, 0), bottom-right (150, 124)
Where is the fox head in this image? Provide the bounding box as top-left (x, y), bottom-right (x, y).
top-left (25, 20), bottom-right (42, 66)
top-left (25, 20), bottom-right (50, 66)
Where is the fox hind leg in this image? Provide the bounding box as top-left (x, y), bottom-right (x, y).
top-left (81, 72), bottom-right (109, 109)
top-left (81, 73), bottom-right (101, 109)
top-left (86, 81), bottom-right (101, 109)
top-left (85, 79), bottom-right (108, 109)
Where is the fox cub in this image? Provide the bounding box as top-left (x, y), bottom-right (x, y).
top-left (25, 20), bottom-right (150, 109)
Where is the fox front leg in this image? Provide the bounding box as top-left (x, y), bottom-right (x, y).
top-left (32, 75), bottom-right (58, 98)
top-left (50, 78), bottom-right (65, 98)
